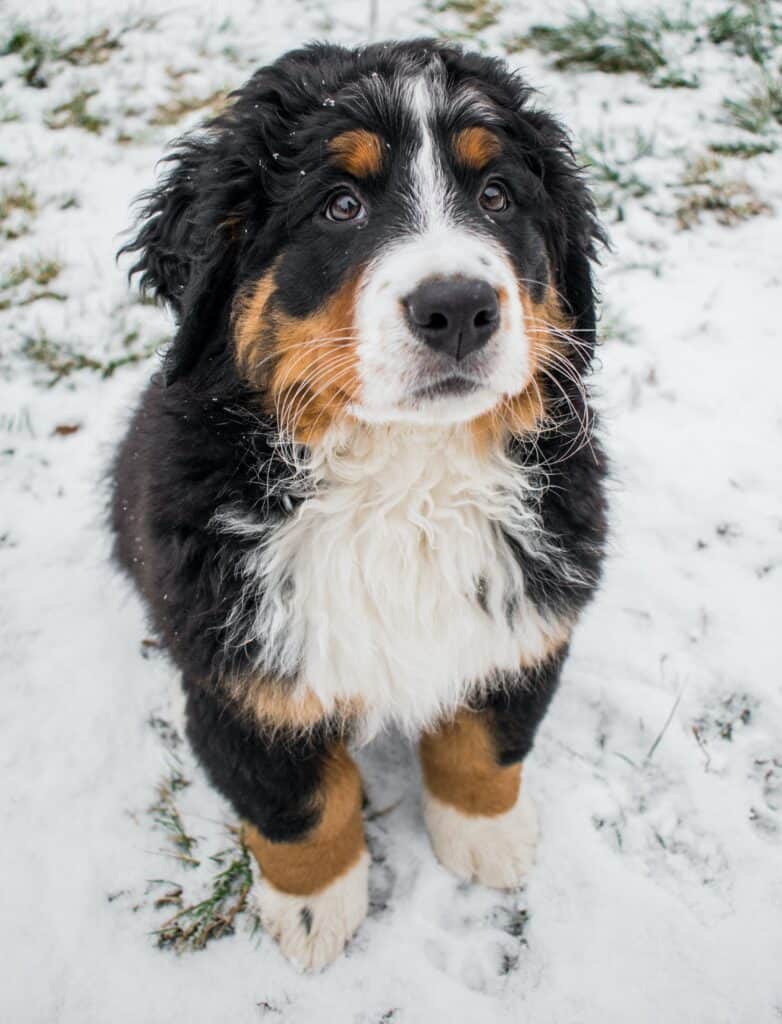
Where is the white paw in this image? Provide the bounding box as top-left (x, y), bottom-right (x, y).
top-left (254, 850), bottom-right (369, 971)
top-left (423, 789), bottom-right (539, 889)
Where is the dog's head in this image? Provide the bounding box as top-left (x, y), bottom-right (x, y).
top-left (122, 41), bottom-right (602, 442)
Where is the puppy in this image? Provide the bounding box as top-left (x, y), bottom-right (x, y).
top-left (112, 40), bottom-right (608, 970)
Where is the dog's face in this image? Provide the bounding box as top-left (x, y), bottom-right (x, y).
top-left (124, 42), bottom-right (600, 442)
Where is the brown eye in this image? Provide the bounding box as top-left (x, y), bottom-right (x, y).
top-left (479, 180), bottom-right (510, 213)
top-left (325, 189), bottom-right (366, 223)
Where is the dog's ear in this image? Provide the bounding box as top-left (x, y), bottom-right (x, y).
top-left (558, 198), bottom-right (604, 368)
top-left (120, 133), bottom-right (247, 385)
top-left (506, 95), bottom-right (605, 370)
top-left (539, 153), bottom-right (605, 374)
top-left (120, 143), bottom-right (204, 314)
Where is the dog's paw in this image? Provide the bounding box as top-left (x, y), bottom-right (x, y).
top-left (254, 850), bottom-right (370, 970)
top-left (423, 789), bottom-right (538, 889)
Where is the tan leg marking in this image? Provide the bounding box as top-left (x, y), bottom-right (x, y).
top-left (420, 708), bottom-right (541, 888)
top-left (244, 745), bottom-right (366, 896)
top-left (420, 708), bottom-right (520, 817)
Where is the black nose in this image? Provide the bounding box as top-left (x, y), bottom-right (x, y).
top-left (404, 277), bottom-right (500, 361)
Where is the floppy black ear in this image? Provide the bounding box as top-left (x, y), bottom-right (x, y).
top-left (504, 90), bottom-right (605, 370)
top-left (120, 134), bottom-right (244, 386)
top-left (120, 144), bottom-right (203, 313)
top-left (163, 235), bottom-right (239, 384)
top-left (560, 213), bottom-right (600, 354)
top-left (549, 171), bottom-right (606, 374)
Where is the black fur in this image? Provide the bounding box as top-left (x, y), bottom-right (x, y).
top-left (185, 682), bottom-right (332, 843)
top-left (112, 40), bottom-right (607, 852)
top-left (478, 650), bottom-right (569, 767)
top-left (502, 421), bottom-right (609, 617)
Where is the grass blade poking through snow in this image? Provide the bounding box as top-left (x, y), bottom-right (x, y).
top-left (153, 838), bottom-right (259, 953)
top-left (148, 761), bottom-right (199, 867)
top-left (146, 760), bottom-right (261, 953)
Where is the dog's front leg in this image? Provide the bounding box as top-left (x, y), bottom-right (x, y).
top-left (419, 652), bottom-right (565, 889)
top-left (185, 684), bottom-right (369, 970)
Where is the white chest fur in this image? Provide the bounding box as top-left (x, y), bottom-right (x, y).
top-left (220, 423), bottom-right (568, 736)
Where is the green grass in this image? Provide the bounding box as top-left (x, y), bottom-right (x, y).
top-left (149, 89), bottom-right (227, 127)
top-left (675, 155), bottom-right (771, 229)
top-left (46, 90), bottom-right (107, 134)
top-left (58, 193), bottom-right (81, 211)
top-left (709, 139), bottom-right (777, 157)
top-left (139, 737), bottom-right (261, 953)
top-left (652, 69), bottom-right (700, 89)
top-left (0, 182), bottom-right (37, 240)
top-left (0, 254), bottom-right (64, 309)
top-left (20, 334), bottom-right (104, 384)
top-left (510, 1), bottom-right (782, 111)
top-left (708, 2), bottom-right (782, 133)
top-left (509, 6), bottom-right (692, 78)
top-left (579, 129), bottom-right (654, 217)
top-left (1, 256), bottom-right (62, 290)
top-left (149, 764), bottom-right (199, 867)
top-left (2, 25), bottom-right (50, 58)
top-left (707, 1), bottom-right (781, 64)
top-left (19, 328), bottom-right (158, 386)
top-left (692, 692), bottom-right (755, 748)
top-left (153, 841), bottom-right (259, 953)
top-left (0, 408), bottom-right (35, 436)
top-left (0, 97), bottom-right (20, 123)
top-left (58, 27), bottom-right (122, 66)
top-left (0, 182), bottom-right (36, 220)
top-left (1, 17), bottom-right (158, 86)
top-left (725, 75), bottom-right (782, 133)
top-left (429, 0), bottom-right (501, 35)
top-left (1, 24), bottom-right (58, 86)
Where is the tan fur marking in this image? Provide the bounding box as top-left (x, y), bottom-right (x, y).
top-left (420, 709), bottom-right (521, 817)
top-left (268, 274), bottom-right (361, 443)
top-left (233, 269), bottom-right (277, 372)
top-left (227, 676), bottom-right (364, 736)
top-left (470, 283), bottom-right (575, 446)
top-left (217, 214), bottom-right (243, 241)
top-left (243, 746), bottom-right (366, 895)
top-left (234, 681), bottom-right (326, 729)
top-left (453, 126), bottom-right (502, 170)
top-left (328, 130), bottom-right (385, 178)
top-left (233, 269), bottom-right (361, 444)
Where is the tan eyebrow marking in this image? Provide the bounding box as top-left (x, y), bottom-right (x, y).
top-left (328, 130), bottom-right (385, 178)
top-left (453, 126), bottom-right (502, 170)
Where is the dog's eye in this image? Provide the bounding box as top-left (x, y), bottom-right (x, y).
top-left (479, 180), bottom-right (510, 213)
top-left (324, 189), bottom-right (367, 223)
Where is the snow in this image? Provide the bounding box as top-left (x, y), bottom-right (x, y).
top-left (1, 0), bottom-right (781, 1021)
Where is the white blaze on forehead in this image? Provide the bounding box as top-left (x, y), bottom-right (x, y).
top-left (403, 68), bottom-right (502, 231)
top-left (405, 70), bottom-right (451, 231)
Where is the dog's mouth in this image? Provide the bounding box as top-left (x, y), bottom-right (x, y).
top-left (407, 374), bottom-right (483, 403)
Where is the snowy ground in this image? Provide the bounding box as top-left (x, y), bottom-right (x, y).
top-left (1, 0), bottom-right (781, 1021)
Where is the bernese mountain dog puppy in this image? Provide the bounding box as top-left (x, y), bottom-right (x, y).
top-left (112, 40), bottom-right (607, 969)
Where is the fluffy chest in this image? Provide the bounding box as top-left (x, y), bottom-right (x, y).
top-left (226, 425), bottom-right (566, 734)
